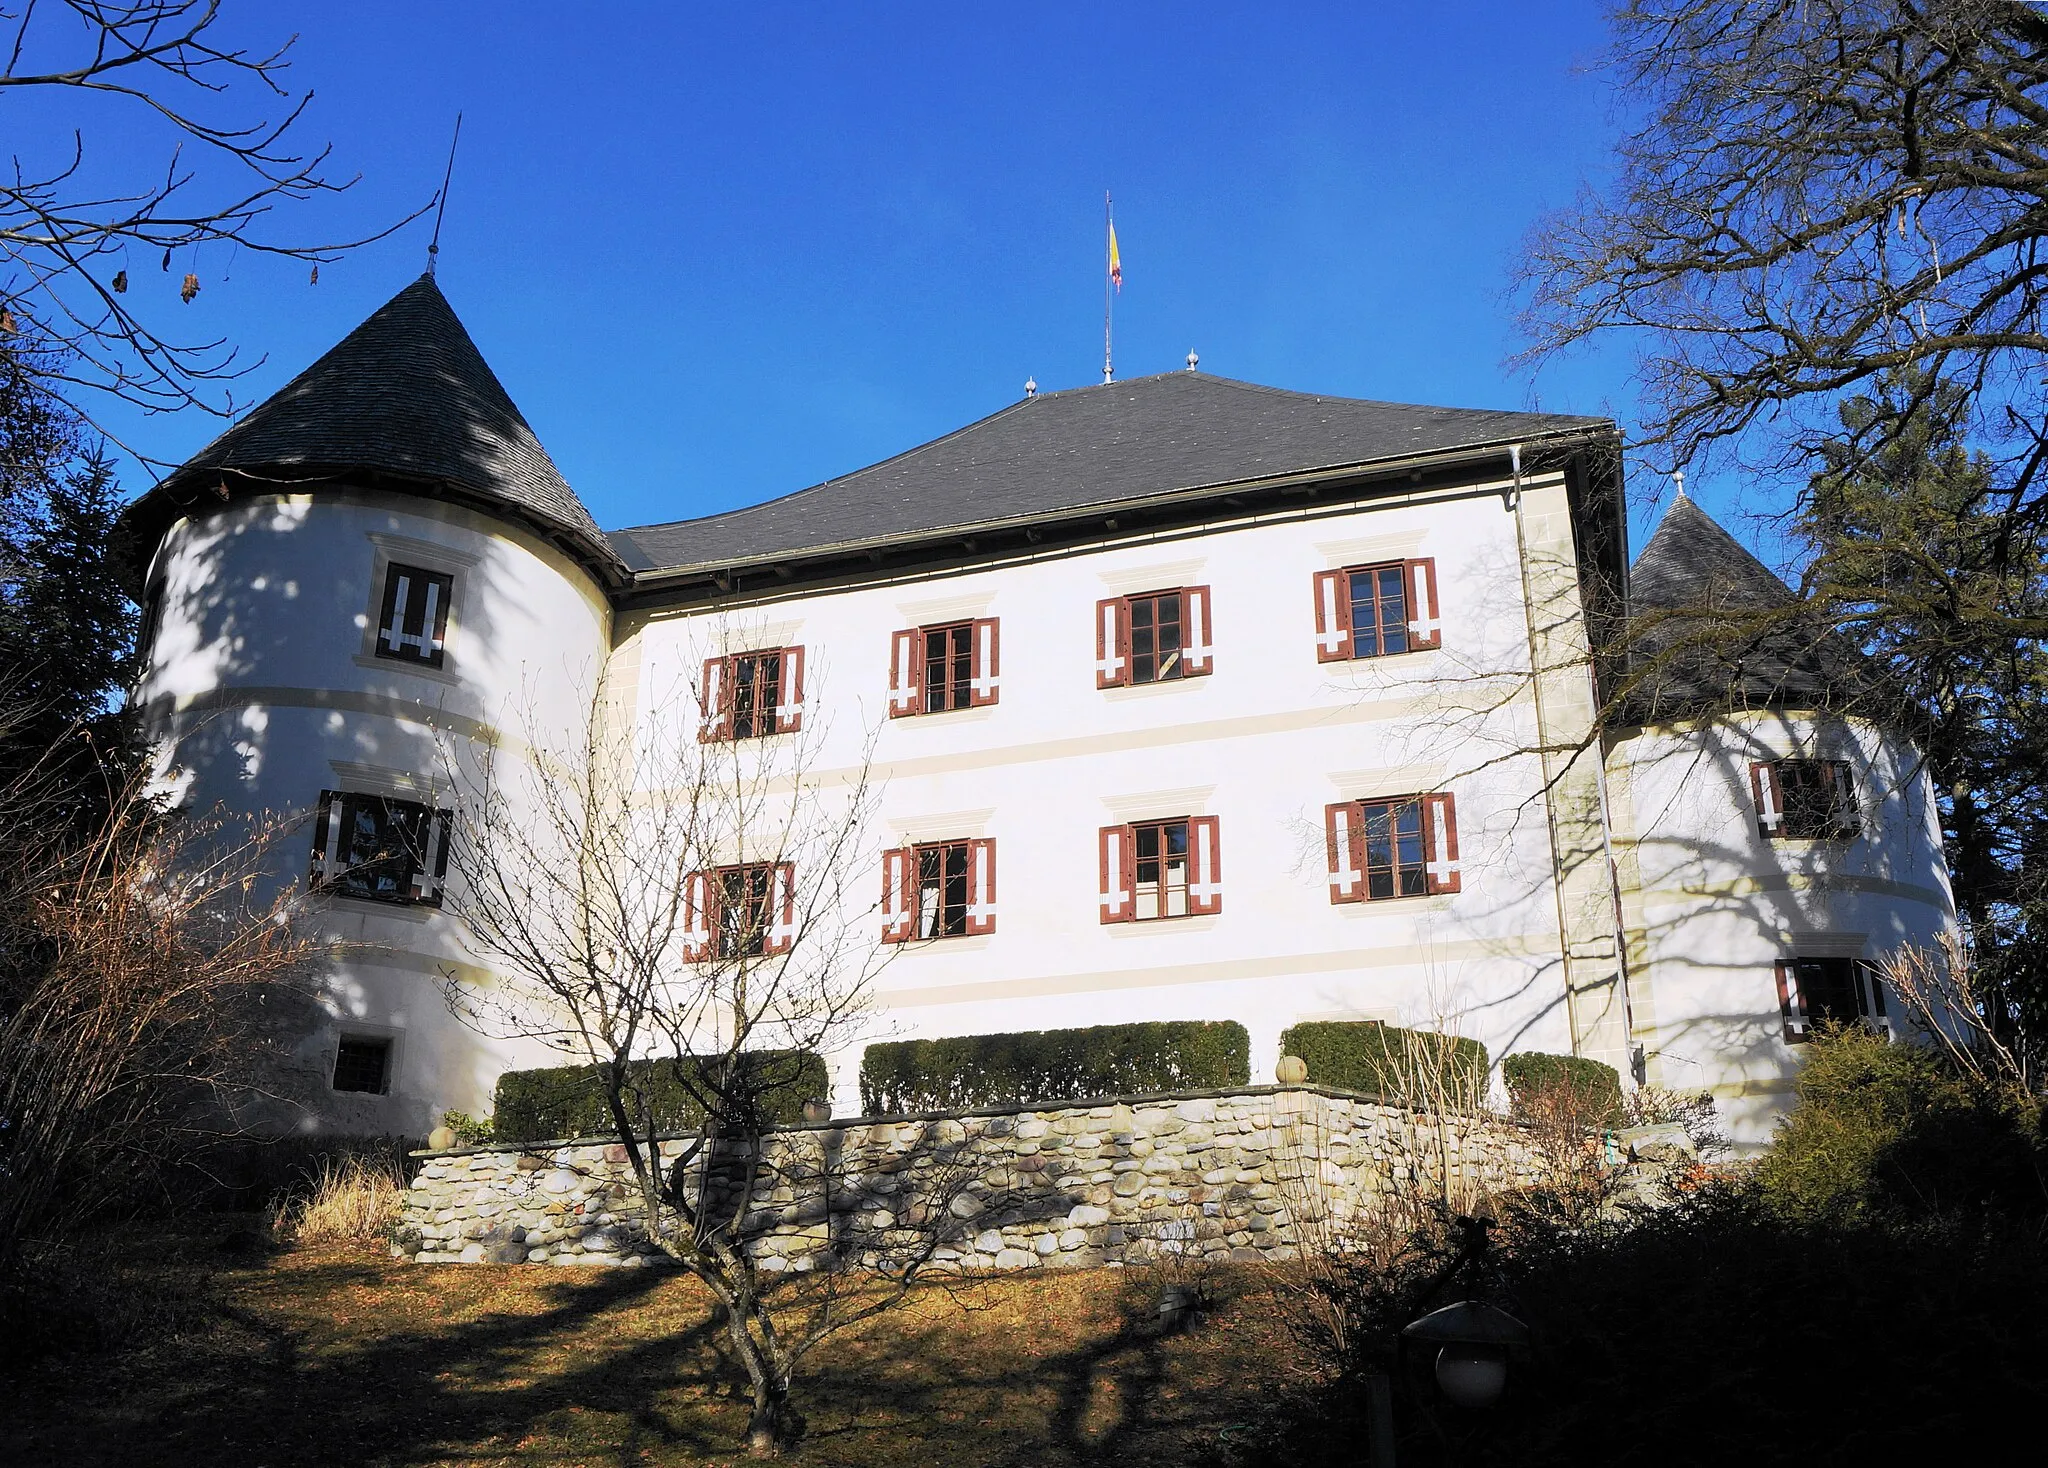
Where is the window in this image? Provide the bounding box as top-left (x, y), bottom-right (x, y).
top-left (309, 791), bottom-right (451, 906)
top-left (1775, 957), bottom-right (1888, 1043)
top-left (1751, 759), bottom-right (1859, 840)
top-left (889, 619), bottom-right (999, 716)
top-left (374, 562), bottom-right (455, 667)
top-left (881, 837), bottom-right (997, 942)
top-left (1325, 793), bottom-right (1461, 903)
top-left (681, 861), bottom-right (795, 961)
top-left (1096, 586), bottom-right (1213, 688)
top-left (1312, 559), bottom-right (1442, 662)
top-left (1099, 816), bottom-right (1222, 922)
top-left (701, 647), bottom-right (805, 741)
top-left (332, 1035), bottom-right (392, 1094)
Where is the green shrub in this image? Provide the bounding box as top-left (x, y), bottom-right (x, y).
top-left (1502, 1052), bottom-right (1623, 1125)
top-left (492, 1051), bottom-right (827, 1144)
top-left (1757, 1024), bottom-right (2045, 1222)
top-left (1278, 1021), bottom-right (1489, 1105)
top-left (440, 1110), bottom-right (496, 1146)
top-left (859, 1021), bottom-right (1250, 1115)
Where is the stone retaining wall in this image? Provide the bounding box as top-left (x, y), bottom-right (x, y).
top-left (395, 1085), bottom-right (1547, 1272)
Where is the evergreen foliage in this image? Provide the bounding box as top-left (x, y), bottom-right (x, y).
top-left (493, 1051), bottom-right (828, 1144)
top-left (858, 1021), bottom-right (1250, 1115)
top-left (1501, 1052), bottom-right (1623, 1125)
top-left (1278, 1020), bottom-right (1488, 1103)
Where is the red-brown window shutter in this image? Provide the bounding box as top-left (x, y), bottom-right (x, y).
top-left (1775, 960), bottom-right (1806, 1043)
top-left (1312, 568), bottom-right (1354, 662)
top-left (888, 629), bottom-right (922, 718)
top-left (969, 617), bottom-right (1001, 706)
top-left (777, 646), bottom-right (806, 733)
top-left (1325, 801), bottom-right (1364, 904)
top-left (880, 847), bottom-right (915, 943)
top-left (965, 837), bottom-right (998, 935)
top-left (765, 861), bottom-right (797, 955)
top-left (681, 870), bottom-right (715, 962)
top-left (698, 656), bottom-right (729, 742)
top-left (1422, 792), bottom-right (1462, 894)
top-left (1404, 558), bottom-right (1443, 650)
top-left (1182, 585), bottom-right (1215, 675)
top-left (1189, 814), bottom-right (1223, 915)
top-left (1099, 823), bottom-right (1134, 924)
top-left (1095, 597), bottom-right (1129, 689)
top-left (1750, 761), bottom-right (1785, 837)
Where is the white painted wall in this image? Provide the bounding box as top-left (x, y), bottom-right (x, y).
top-left (1611, 713), bottom-right (1955, 1143)
top-left (137, 489), bottom-right (611, 1134)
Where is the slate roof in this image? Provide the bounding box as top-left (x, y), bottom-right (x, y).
top-left (610, 372), bottom-right (1609, 575)
top-left (132, 273), bottom-right (616, 577)
top-left (1619, 493), bottom-right (1868, 722)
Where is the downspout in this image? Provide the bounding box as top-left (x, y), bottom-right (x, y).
top-left (1509, 443), bottom-right (1584, 1057)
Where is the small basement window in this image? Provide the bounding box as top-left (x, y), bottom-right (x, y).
top-left (332, 1035), bottom-right (392, 1094)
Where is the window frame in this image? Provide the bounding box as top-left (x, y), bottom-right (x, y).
top-left (1313, 559), bottom-right (1442, 663)
top-left (1095, 586), bottom-right (1214, 689)
top-left (331, 1033), bottom-right (393, 1095)
top-left (881, 836), bottom-right (997, 941)
top-left (1751, 758), bottom-right (1860, 841)
top-left (309, 789), bottom-right (452, 908)
top-left (681, 860), bottom-right (797, 962)
top-left (1775, 956), bottom-right (1889, 1043)
top-left (888, 619), bottom-right (1000, 717)
top-left (700, 646), bottom-right (806, 742)
top-left (1325, 792), bottom-right (1461, 904)
top-left (1099, 815), bottom-right (1222, 923)
top-left (373, 561), bottom-right (456, 669)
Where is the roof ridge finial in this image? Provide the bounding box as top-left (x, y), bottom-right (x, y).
top-left (426, 112), bottom-right (464, 276)
top-left (1672, 467), bottom-right (1688, 500)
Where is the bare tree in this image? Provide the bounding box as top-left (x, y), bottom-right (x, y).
top-left (442, 661), bottom-right (990, 1456)
top-left (1, 1), bottom-right (424, 443)
top-left (0, 746), bottom-right (313, 1284)
top-left (1879, 930), bottom-right (2041, 1087)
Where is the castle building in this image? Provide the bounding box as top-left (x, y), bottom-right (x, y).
top-left (118, 275), bottom-right (1955, 1145)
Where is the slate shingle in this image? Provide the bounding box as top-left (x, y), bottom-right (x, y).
top-left (609, 372), bottom-right (1608, 574)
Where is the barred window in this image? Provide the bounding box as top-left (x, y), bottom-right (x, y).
top-left (332, 1035), bottom-right (391, 1094)
top-left (309, 791), bottom-right (451, 907)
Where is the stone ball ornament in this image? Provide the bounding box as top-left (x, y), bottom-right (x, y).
top-left (1400, 1299), bottom-right (1531, 1410)
top-left (427, 1125), bottom-right (458, 1152)
top-left (1274, 1054), bottom-right (1309, 1085)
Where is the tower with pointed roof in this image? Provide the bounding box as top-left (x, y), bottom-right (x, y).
top-left (120, 281), bottom-right (1953, 1146)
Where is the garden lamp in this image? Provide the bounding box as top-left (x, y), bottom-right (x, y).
top-left (1400, 1300), bottom-right (1530, 1410)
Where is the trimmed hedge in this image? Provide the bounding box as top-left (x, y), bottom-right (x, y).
top-left (492, 1050), bottom-right (827, 1144)
top-left (859, 1021), bottom-right (1250, 1115)
top-left (1278, 1021), bottom-right (1490, 1103)
top-left (1502, 1051), bottom-right (1623, 1124)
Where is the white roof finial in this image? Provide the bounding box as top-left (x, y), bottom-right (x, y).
top-left (1024, 377), bottom-right (1037, 398)
top-left (1186, 350), bottom-right (1199, 372)
top-left (1673, 468), bottom-right (1687, 499)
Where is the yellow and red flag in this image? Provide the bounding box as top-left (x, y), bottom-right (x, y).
top-left (1109, 220), bottom-right (1123, 291)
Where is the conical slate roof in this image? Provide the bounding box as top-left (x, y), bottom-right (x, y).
top-left (612, 371), bottom-right (1607, 574)
top-left (1619, 493), bottom-right (1868, 723)
top-left (131, 274), bottom-right (616, 579)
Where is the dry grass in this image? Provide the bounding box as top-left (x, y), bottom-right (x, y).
top-left (267, 1155), bottom-right (406, 1246)
top-left (0, 1218), bottom-right (1301, 1467)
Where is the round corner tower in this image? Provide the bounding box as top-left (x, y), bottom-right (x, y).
top-left (118, 273), bottom-right (623, 1136)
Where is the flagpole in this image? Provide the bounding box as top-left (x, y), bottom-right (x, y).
top-left (1103, 190), bottom-right (1114, 384)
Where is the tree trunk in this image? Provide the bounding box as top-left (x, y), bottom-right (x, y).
top-left (746, 1380), bottom-right (789, 1458)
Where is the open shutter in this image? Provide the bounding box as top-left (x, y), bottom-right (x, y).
top-left (426, 577), bottom-right (452, 658)
top-left (965, 837), bottom-right (998, 935)
top-left (1182, 585), bottom-right (1215, 675)
top-left (880, 847), bottom-right (915, 943)
top-left (1422, 792), bottom-right (1462, 895)
top-left (1775, 960), bottom-right (1807, 1043)
top-left (765, 861), bottom-right (798, 955)
top-left (698, 656), bottom-right (729, 742)
top-left (377, 572), bottom-right (411, 657)
top-left (1313, 569), bottom-right (1354, 663)
top-left (888, 628), bottom-right (922, 717)
top-left (1405, 558), bottom-right (1442, 650)
top-left (776, 646), bottom-right (806, 733)
top-left (309, 789), bottom-right (342, 888)
top-left (1095, 597), bottom-right (1129, 689)
top-left (681, 870), bottom-right (715, 962)
top-left (410, 808), bottom-right (453, 906)
top-left (1750, 761), bottom-right (1784, 837)
top-left (1099, 824), bottom-right (1134, 924)
top-left (969, 617), bottom-right (1001, 706)
top-left (1188, 814), bottom-right (1223, 915)
top-left (1325, 801), bottom-right (1365, 904)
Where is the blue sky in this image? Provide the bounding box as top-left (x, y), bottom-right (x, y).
top-left (88, 3), bottom-right (1695, 550)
